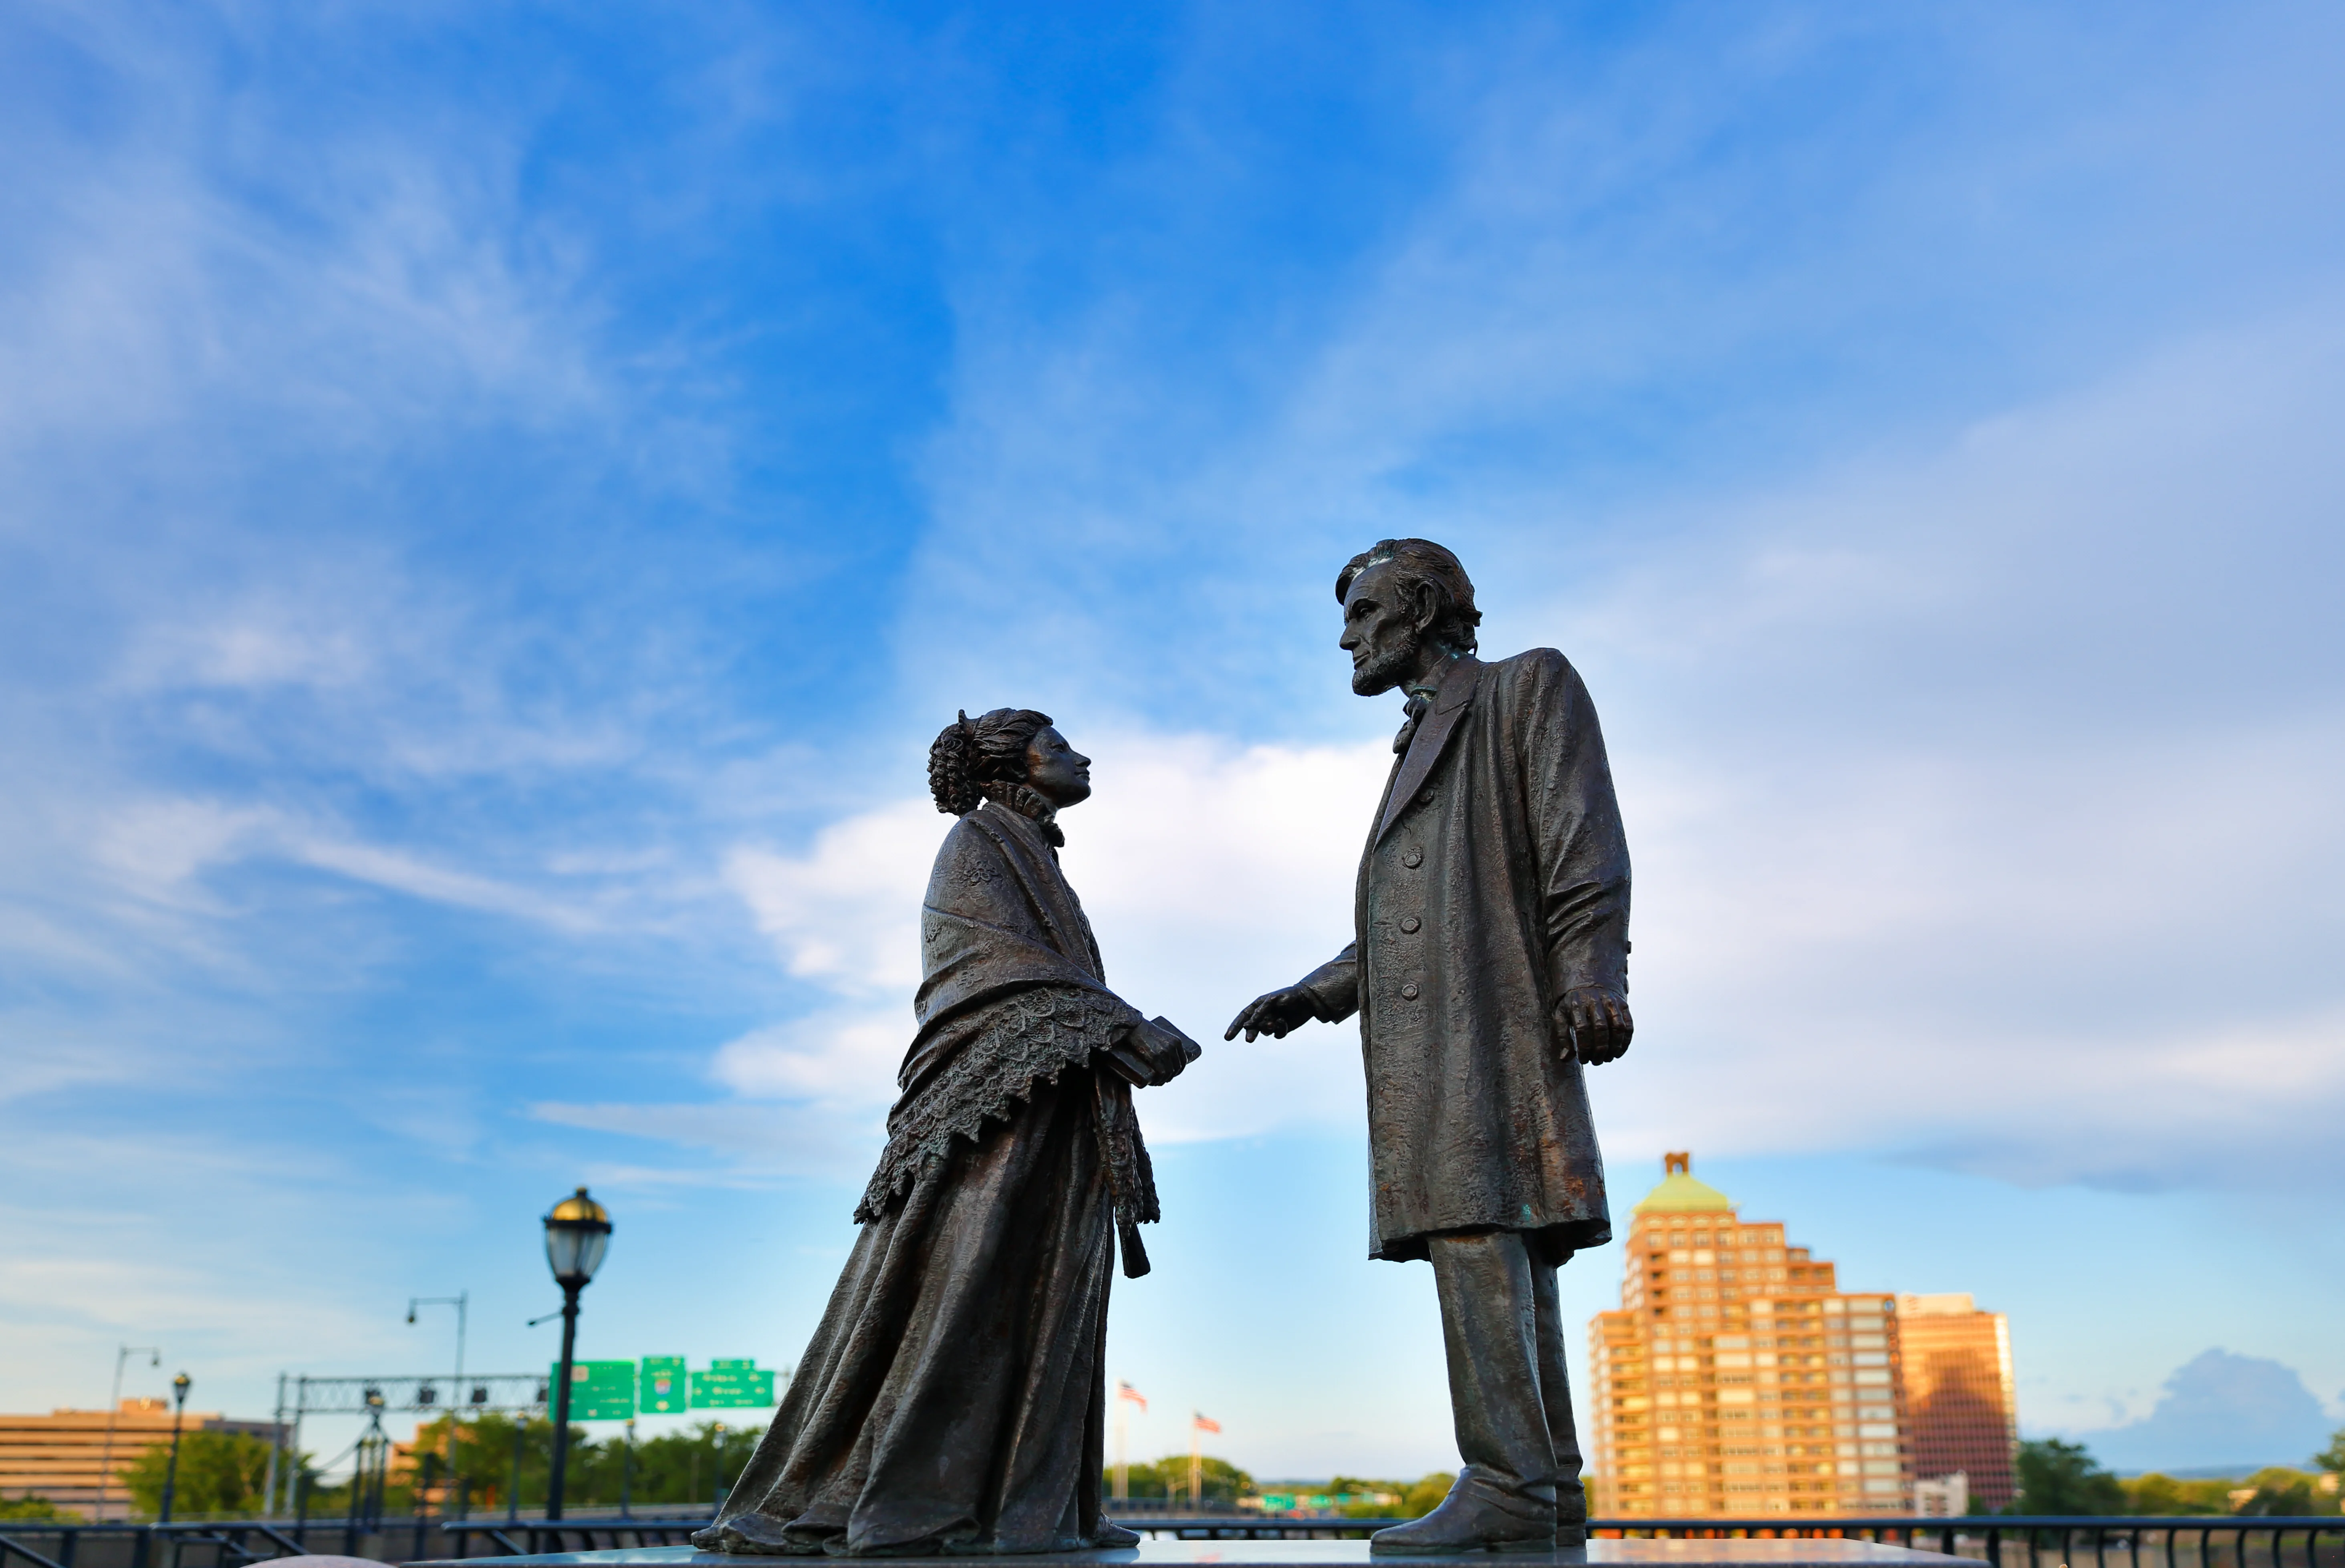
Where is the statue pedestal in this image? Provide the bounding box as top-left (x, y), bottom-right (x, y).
top-left (405, 1540), bottom-right (1956, 1568)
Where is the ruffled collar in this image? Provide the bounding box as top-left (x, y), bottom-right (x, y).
top-left (980, 782), bottom-right (1066, 848)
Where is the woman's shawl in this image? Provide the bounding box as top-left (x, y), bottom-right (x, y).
top-left (854, 800), bottom-right (1161, 1274)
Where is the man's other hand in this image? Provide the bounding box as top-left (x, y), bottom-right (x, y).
top-left (1224, 985), bottom-right (1320, 1041)
top-left (1558, 986), bottom-right (1633, 1065)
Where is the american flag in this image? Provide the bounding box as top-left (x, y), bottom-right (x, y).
top-left (1117, 1381), bottom-right (1147, 1413)
top-left (1192, 1412), bottom-right (1221, 1433)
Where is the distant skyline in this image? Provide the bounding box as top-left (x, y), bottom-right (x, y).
top-left (2, 0), bottom-right (2341, 1484)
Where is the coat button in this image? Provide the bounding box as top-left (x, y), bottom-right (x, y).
top-left (1400, 916), bottom-right (1421, 933)
top-left (1401, 983), bottom-right (1420, 1000)
top-left (1402, 848), bottom-right (1423, 868)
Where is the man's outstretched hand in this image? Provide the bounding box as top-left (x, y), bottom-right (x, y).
top-left (1225, 985), bottom-right (1321, 1041)
top-left (1558, 986), bottom-right (1633, 1065)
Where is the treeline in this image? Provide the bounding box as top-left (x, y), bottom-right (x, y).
top-left (46, 1415), bottom-right (769, 1522)
top-left (2013, 1436), bottom-right (2341, 1517)
top-left (1099, 1455), bottom-right (1255, 1505)
top-left (21, 1425), bottom-right (2341, 1523)
top-left (1099, 1461), bottom-right (1456, 1519)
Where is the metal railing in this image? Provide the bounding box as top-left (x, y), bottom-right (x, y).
top-left (2, 1514), bottom-right (2337, 1565)
top-left (394, 1513), bottom-right (2345, 1556)
top-left (0, 1522), bottom-right (309, 1568)
top-left (1591, 1518), bottom-right (2345, 1568)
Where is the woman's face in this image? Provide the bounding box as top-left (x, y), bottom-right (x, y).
top-left (1022, 726), bottom-right (1093, 808)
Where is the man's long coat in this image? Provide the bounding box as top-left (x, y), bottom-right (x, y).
top-left (1299, 649), bottom-right (1629, 1264)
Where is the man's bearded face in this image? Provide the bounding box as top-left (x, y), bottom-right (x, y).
top-left (1341, 562), bottom-right (1427, 696)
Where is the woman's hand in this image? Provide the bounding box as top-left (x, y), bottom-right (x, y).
top-left (1105, 1017), bottom-right (1202, 1086)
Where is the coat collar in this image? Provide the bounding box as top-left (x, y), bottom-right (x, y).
top-left (1377, 654), bottom-right (1480, 842)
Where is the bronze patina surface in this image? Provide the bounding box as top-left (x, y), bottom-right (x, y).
top-left (1229, 540), bottom-right (1633, 1556)
top-left (698, 711), bottom-right (1198, 1558)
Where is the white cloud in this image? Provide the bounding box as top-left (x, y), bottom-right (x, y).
top-left (692, 734), bottom-right (1391, 1169)
top-left (724, 800), bottom-right (938, 994)
top-left (712, 1012), bottom-right (911, 1105)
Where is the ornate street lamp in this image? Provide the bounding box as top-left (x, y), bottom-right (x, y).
top-left (540, 1187), bottom-right (611, 1522)
top-left (157, 1372), bottom-right (191, 1523)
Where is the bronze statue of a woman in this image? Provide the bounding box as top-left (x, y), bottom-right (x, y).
top-left (697, 708), bottom-right (1200, 1557)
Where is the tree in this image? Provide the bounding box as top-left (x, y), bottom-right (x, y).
top-left (2123, 1472), bottom-right (2230, 1515)
top-left (400, 1414), bottom-right (766, 1514)
top-left (2230, 1468), bottom-right (2315, 1516)
top-left (1099, 1455), bottom-right (1254, 1506)
top-left (2313, 1427), bottom-right (2345, 1477)
top-left (2013, 1439), bottom-right (2126, 1515)
top-left (1400, 1473), bottom-right (1455, 1519)
top-left (601, 1421), bottom-right (765, 1508)
top-left (121, 1432), bottom-right (274, 1520)
top-left (0, 1497), bottom-right (67, 1522)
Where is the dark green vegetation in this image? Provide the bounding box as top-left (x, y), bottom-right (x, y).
top-left (2011, 1433), bottom-right (2343, 1516)
top-left (1091, 1460), bottom-right (1452, 1518)
top-left (89, 1415), bottom-right (766, 1520)
top-left (2014, 1439), bottom-right (2130, 1515)
top-left (122, 1431), bottom-right (274, 1519)
top-left (393, 1414), bottom-right (766, 1516)
top-left (0, 1497), bottom-right (69, 1520)
top-left (1099, 1455), bottom-right (1254, 1505)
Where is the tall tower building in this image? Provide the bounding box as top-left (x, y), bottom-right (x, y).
top-left (1896, 1293), bottom-right (2018, 1510)
top-left (1587, 1154), bottom-right (1911, 1518)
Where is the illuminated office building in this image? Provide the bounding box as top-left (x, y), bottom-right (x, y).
top-left (1896, 1292), bottom-right (2018, 1510)
top-left (1587, 1155), bottom-right (1911, 1517)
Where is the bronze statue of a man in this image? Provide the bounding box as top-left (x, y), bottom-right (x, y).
top-left (1228, 539), bottom-right (1631, 1554)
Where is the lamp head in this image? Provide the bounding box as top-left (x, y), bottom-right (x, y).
top-left (171, 1373), bottom-right (190, 1405)
top-left (542, 1186), bottom-right (613, 1288)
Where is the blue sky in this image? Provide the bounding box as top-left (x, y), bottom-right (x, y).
top-left (3, 0), bottom-right (2342, 1483)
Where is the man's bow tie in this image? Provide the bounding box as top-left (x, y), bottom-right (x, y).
top-left (1393, 692), bottom-right (1431, 754)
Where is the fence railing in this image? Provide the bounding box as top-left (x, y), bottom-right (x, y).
top-left (1, 1514), bottom-right (2337, 1566)
top-left (1592, 1518), bottom-right (2345, 1568)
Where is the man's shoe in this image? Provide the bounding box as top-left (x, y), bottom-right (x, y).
top-left (1092, 1520), bottom-right (1143, 1548)
top-left (1369, 1489), bottom-right (1556, 1555)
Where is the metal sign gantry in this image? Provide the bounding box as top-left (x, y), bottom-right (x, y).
top-left (280, 1373), bottom-right (550, 1416)
top-left (262, 1372), bottom-right (550, 1518)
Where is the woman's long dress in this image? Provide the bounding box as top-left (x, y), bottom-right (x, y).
top-left (698, 795), bottom-right (1164, 1557)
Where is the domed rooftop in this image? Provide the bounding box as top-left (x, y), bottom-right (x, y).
top-left (1632, 1152), bottom-right (1734, 1213)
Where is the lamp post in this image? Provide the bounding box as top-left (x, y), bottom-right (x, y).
top-left (408, 1293), bottom-right (469, 1519)
top-left (540, 1187), bottom-right (611, 1522)
top-left (157, 1373), bottom-right (191, 1524)
top-left (95, 1344), bottom-right (160, 1522)
top-left (620, 1417), bottom-right (635, 1519)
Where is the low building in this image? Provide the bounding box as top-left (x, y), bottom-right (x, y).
top-left (0, 1400), bottom-right (280, 1520)
top-left (1586, 1154), bottom-right (1913, 1518)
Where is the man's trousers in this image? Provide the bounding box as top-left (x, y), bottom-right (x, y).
top-left (1426, 1230), bottom-right (1587, 1522)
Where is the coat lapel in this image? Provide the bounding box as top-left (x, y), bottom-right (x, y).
top-left (1376, 655), bottom-right (1480, 842)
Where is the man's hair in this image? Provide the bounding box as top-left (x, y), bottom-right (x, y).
top-left (1335, 538), bottom-right (1481, 655)
top-left (928, 708), bottom-right (1053, 815)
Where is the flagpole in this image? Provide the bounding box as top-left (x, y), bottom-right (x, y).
top-left (1114, 1398), bottom-right (1128, 1501)
top-left (1189, 1414), bottom-right (1201, 1509)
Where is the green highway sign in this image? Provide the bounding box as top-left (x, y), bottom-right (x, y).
top-left (540, 1358), bottom-right (778, 1418)
top-left (640, 1356), bottom-right (688, 1415)
top-left (553, 1360), bottom-right (637, 1422)
top-left (690, 1359), bottom-right (777, 1410)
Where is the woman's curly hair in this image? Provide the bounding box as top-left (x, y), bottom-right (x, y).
top-left (929, 707), bottom-right (1055, 815)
